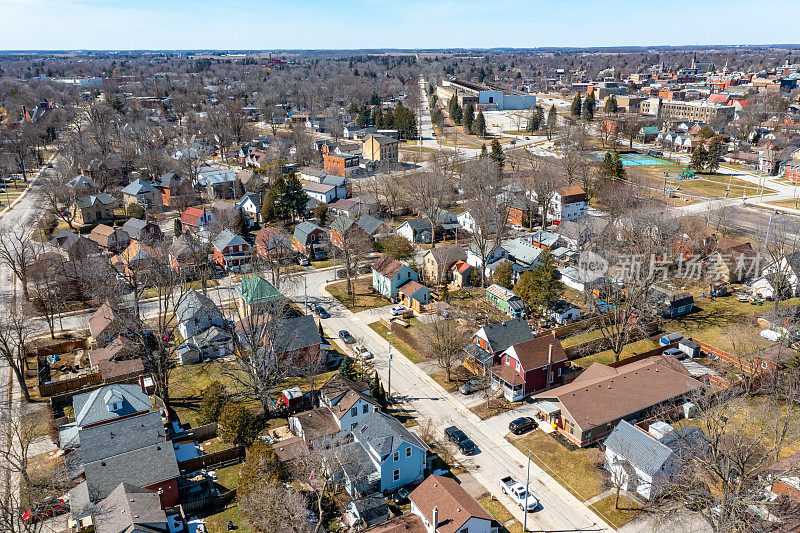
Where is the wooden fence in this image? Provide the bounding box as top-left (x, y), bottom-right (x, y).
top-left (172, 423), bottom-right (218, 442)
top-left (181, 489), bottom-right (237, 514)
top-left (31, 338), bottom-right (87, 358)
top-left (39, 372), bottom-right (103, 398)
top-left (563, 321), bottom-right (660, 361)
top-left (178, 446), bottom-right (245, 474)
top-left (609, 343), bottom-right (675, 368)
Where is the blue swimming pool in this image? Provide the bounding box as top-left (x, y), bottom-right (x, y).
top-left (592, 153), bottom-right (674, 166)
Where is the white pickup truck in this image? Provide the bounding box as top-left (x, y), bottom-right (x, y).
top-left (500, 476), bottom-right (539, 512)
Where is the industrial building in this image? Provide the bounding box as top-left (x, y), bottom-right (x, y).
top-left (436, 78), bottom-right (537, 111)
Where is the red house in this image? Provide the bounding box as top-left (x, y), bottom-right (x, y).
top-left (213, 230), bottom-right (251, 272)
top-left (323, 153), bottom-right (359, 178)
top-left (491, 335), bottom-right (568, 401)
top-left (180, 206), bottom-right (215, 233)
top-left (154, 172), bottom-right (190, 207)
top-left (785, 161), bottom-right (800, 184)
top-left (255, 226), bottom-right (291, 261)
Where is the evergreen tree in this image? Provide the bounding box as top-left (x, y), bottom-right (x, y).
top-left (463, 103), bottom-right (475, 133)
top-left (690, 144), bottom-right (709, 172)
top-left (369, 91), bottom-right (380, 106)
top-left (448, 96), bottom-right (459, 121)
top-left (261, 186), bottom-right (280, 223)
top-left (706, 136), bottom-right (723, 173)
top-left (571, 93), bottom-right (582, 118)
top-left (546, 105), bottom-right (557, 139)
top-left (280, 173), bottom-right (309, 222)
top-left (393, 102), bottom-right (417, 139)
top-left (480, 144), bottom-right (488, 158)
top-left (599, 152), bottom-right (616, 178)
top-left (173, 218), bottom-right (182, 237)
top-left (314, 203), bottom-right (329, 226)
top-left (474, 110), bottom-right (486, 137)
top-left (492, 260), bottom-right (514, 289)
top-left (339, 357), bottom-right (357, 380)
top-left (583, 93), bottom-right (595, 121)
top-left (514, 251), bottom-right (564, 312)
top-left (604, 95), bottom-right (619, 114)
top-left (371, 373), bottom-right (387, 408)
top-left (233, 209), bottom-right (250, 238)
top-left (453, 104), bottom-right (462, 125)
top-left (489, 139), bottom-right (505, 169)
top-left (612, 152), bottom-right (625, 179)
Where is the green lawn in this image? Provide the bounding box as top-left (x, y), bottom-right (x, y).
top-left (429, 365), bottom-right (474, 393)
top-left (311, 259), bottom-right (334, 269)
top-left (561, 328), bottom-right (603, 348)
top-left (767, 198), bottom-right (800, 210)
top-left (206, 505), bottom-right (251, 533)
top-left (510, 430), bottom-right (606, 501)
top-left (479, 496), bottom-right (522, 533)
top-left (368, 322), bottom-right (422, 363)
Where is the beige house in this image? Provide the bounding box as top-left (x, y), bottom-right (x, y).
top-left (362, 134), bottom-right (399, 163)
top-left (422, 245), bottom-right (466, 286)
top-left (72, 193), bottom-right (116, 226)
top-left (121, 179), bottom-right (162, 209)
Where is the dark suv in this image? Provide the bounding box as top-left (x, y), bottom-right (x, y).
top-left (508, 416), bottom-right (536, 435)
top-left (444, 425), bottom-right (476, 455)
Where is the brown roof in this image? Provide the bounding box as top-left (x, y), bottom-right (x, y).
top-left (427, 245), bottom-right (466, 268)
top-left (291, 407), bottom-right (340, 441)
top-left (408, 475), bottom-right (495, 533)
top-left (361, 514), bottom-right (426, 533)
top-left (90, 224), bottom-right (123, 247)
top-left (372, 253), bottom-right (406, 278)
top-left (716, 237), bottom-right (754, 255)
top-left (271, 436), bottom-right (309, 463)
top-left (320, 374), bottom-right (370, 404)
top-left (89, 337), bottom-right (143, 380)
top-left (88, 301), bottom-right (117, 339)
top-left (330, 389), bottom-right (378, 421)
top-left (505, 336), bottom-right (567, 371)
top-left (535, 356), bottom-right (703, 432)
top-left (558, 185), bottom-right (587, 203)
top-left (492, 364), bottom-right (525, 386)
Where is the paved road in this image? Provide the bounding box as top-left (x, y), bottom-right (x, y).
top-left (277, 269), bottom-right (613, 533)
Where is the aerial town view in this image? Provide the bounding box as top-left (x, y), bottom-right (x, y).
top-left (1, 2), bottom-right (799, 533)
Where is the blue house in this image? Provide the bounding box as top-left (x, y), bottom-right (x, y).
top-left (371, 253), bottom-right (418, 300)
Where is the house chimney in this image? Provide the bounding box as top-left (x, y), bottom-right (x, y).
top-left (430, 506), bottom-right (439, 533)
top-left (545, 343), bottom-right (553, 391)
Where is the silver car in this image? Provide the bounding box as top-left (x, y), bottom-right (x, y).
top-left (459, 379), bottom-right (484, 395)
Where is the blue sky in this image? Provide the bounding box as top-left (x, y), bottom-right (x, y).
top-left (0, 0), bottom-right (797, 50)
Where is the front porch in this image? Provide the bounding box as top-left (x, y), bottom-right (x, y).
top-left (491, 364), bottom-right (526, 402)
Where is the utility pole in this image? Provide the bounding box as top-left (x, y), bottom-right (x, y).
top-left (304, 276), bottom-right (308, 315)
top-left (387, 331), bottom-right (393, 403)
top-left (523, 451), bottom-right (531, 532)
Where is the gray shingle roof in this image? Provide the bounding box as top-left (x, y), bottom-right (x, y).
top-left (271, 315), bottom-right (323, 354)
top-left (84, 443), bottom-right (180, 501)
top-left (121, 179), bottom-right (157, 196)
top-left (77, 411), bottom-right (166, 464)
top-left (355, 214), bottom-right (385, 235)
top-left (175, 290), bottom-right (222, 324)
top-left (354, 411), bottom-right (428, 459)
top-left (213, 229), bottom-right (248, 251)
top-left (93, 483), bottom-right (168, 533)
top-left (479, 318), bottom-right (535, 354)
top-left (73, 384), bottom-right (152, 428)
top-left (293, 221), bottom-right (323, 243)
top-left (75, 193), bottom-right (115, 209)
top-left (604, 420), bottom-right (674, 478)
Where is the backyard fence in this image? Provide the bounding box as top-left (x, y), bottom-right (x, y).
top-left (178, 446), bottom-right (245, 475)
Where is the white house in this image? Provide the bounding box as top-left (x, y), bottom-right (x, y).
top-left (236, 192), bottom-right (262, 225)
top-left (302, 182), bottom-right (337, 204)
top-left (604, 420), bottom-right (677, 500)
top-left (544, 299), bottom-right (581, 325)
top-left (409, 475), bottom-right (499, 533)
top-left (758, 252), bottom-right (800, 297)
top-left (550, 185), bottom-right (588, 222)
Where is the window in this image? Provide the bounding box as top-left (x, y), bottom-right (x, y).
top-left (351, 407), bottom-right (358, 417)
top-left (393, 451), bottom-right (399, 462)
top-left (459, 528), bottom-right (469, 533)
top-left (351, 423), bottom-right (358, 430)
top-left (406, 447), bottom-right (412, 458)
top-left (393, 469), bottom-right (400, 481)
top-left (362, 404), bottom-right (369, 414)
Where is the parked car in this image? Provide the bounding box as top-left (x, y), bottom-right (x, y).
top-left (508, 417), bottom-right (536, 435)
top-left (315, 306), bottom-right (330, 319)
top-left (390, 487), bottom-right (409, 504)
top-left (459, 379), bottom-right (484, 395)
top-left (22, 499), bottom-right (68, 523)
top-left (444, 425), bottom-right (476, 455)
top-left (354, 344), bottom-right (373, 360)
top-left (390, 306), bottom-right (406, 316)
top-left (298, 257), bottom-right (310, 266)
top-left (500, 476), bottom-right (539, 511)
top-left (339, 330), bottom-right (355, 344)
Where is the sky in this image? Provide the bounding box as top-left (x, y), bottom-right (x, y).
top-left (0, 0), bottom-right (798, 50)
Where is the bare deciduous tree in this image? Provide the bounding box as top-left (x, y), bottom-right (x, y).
top-left (423, 314), bottom-right (469, 382)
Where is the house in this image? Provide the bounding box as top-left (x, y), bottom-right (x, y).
top-left (492, 335), bottom-right (568, 401)
top-left (255, 226), bottom-right (292, 262)
top-left (168, 235), bottom-right (205, 277)
top-left (649, 287), bottom-right (694, 318)
top-left (485, 284), bottom-right (526, 318)
top-left (111, 241), bottom-right (157, 278)
top-left (236, 191), bottom-right (262, 226)
top-left (319, 374), bottom-right (371, 409)
top-left (88, 301), bottom-right (132, 348)
top-left (330, 215), bottom-right (372, 248)
top-left (766, 451), bottom-right (800, 503)
top-left (545, 299), bottom-right (581, 325)
top-left (528, 230), bottom-right (561, 250)
top-left (757, 251), bottom-right (800, 298)
top-left (290, 389), bottom-right (379, 444)
top-left (638, 126), bottom-right (660, 143)
top-left (372, 253), bottom-right (418, 300)
top-left (195, 166), bottom-right (238, 198)
top-left (235, 275), bottom-right (284, 317)
top-left (299, 167), bottom-right (328, 182)
top-left (154, 172), bottom-right (190, 207)
top-left (180, 206), bottom-right (215, 233)
top-left (351, 411), bottom-right (428, 492)
top-left (450, 260), bottom-right (473, 288)
top-left (71, 384), bottom-right (153, 429)
top-left (423, 245), bottom-right (467, 286)
top-left (89, 224), bottom-right (130, 252)
top-left (705, 238), bottom-right (757, 283)
top-left (604, 421), bottom-right (707, 500)
top-left (303, 182), bottom-right (338, 204)
top-left (323, 153), bottom-right (360, 178)
top-left (409, 475), bottom-right (499, 533)
top-left (463, 318), bottom-right (535, 376)
top-left (292, 221), bottom-right (326, 258)
top-left (177, 325), bottom-right (233, 363)
top-left (397, 218), bottom-right (432, 244)
top-left (88, 337), bottom-right (144, 382)
top-left (397, 280), bottom-right (432, 313)
top-left (121, 218), bottom-right (163, 244)
top-left (66, 175), bottom-right (98, 195)
top-left (175, 289), bottom-right (225, 341)
top-left (322, 174), bottom-right (349, 199)
top-left (90, 483), bottom-right (169, 533)
top-left (266, 314), bottom-right (324, 366)
top-left (50, 229), bottom-right (100, 260)
top-left (427, 207), bottom-right (461, 240)
top-left (533, 356), bottom-right (705, 447)
top-left (354, 214), bottom-right (391, 240)
top-left (121, 179), bottom-right (161, 209)
top-left (213, 230), bottom-right (251, 272)
top-left (73, 194), bottom-right (116, 226)
top-left (363, 134), bottom-right (400, 163)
